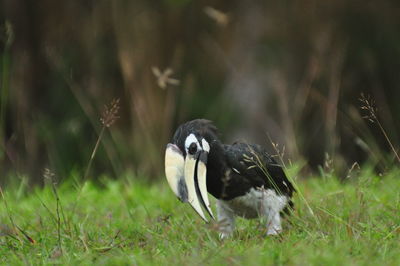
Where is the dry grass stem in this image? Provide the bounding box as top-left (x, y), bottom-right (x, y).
top-left (267, 134), bottom-right (286, 169)
top-left (323, 153), bottom-right (334, 175)
top-left (101, 98), bottom-right (120, 128)
top-left (359, 93), bottom-right (378, 123)
top-left (44, 168), bottom-right (63, 252)
top-left (72, 98), bottom-right (120, 215)
top-left (85, 98), bottom-right (120, 180)
top-left (359, 93), bottom-right (400, 164)
top-left (346, 162), bottom-right (361, 179)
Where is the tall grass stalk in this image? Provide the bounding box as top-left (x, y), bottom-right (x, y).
top-left (359, 93), bottom-right (400, 164)
top-left (43, 168), bottom-right (65, 251)
top-left (71, 99), bottom-right (120, 213)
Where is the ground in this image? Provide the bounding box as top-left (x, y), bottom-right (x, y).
top-left (1, 166), bottom-right (399, 265)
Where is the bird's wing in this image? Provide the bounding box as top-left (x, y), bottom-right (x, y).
top-left (224, 142), bottom-right (295, 196)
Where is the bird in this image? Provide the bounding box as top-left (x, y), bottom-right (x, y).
top-left (164, 119), bottom-right (295, 238)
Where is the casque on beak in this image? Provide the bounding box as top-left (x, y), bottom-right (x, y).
top-left (165, 143), bottom-right (215, 222)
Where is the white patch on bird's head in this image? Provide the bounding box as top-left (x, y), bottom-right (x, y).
top-left (184, 133), bottom-right (211, 156)
top-left (202, 139), bottom-right (210, 152)
top-left (184, 133), bottom-right (201, 155)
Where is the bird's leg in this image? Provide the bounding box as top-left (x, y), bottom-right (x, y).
top-left (266, 212), bottom-right (282, 235)
top-left (216, 200), bottom-right (235, 239)
top-left (259, 189), bottom-right (287, 236)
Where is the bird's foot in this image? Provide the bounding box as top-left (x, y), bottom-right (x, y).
top-left (265, 212), bottom-right (283, 236)
top-left (219, 231), bottom-right (233, 240)
top-left (266, 226), bottom-right (282, 236)
top-left (218, 223), bottom-right (234, 240)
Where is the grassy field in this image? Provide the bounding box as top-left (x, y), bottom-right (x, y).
top-left (1, 167), bottom-right (399, 265)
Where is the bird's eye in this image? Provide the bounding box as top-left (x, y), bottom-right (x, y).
top-left (188, 142), bottom-right (197, 155)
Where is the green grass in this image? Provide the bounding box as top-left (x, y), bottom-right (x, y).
top-left (1, 167), bottom-right (399, 265)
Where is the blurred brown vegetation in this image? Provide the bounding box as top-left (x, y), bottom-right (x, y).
top-left (1, 0), bottom-right (400, 184)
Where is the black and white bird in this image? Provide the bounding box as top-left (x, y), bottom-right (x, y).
top-left (165, 119), bottom-right (295, 238)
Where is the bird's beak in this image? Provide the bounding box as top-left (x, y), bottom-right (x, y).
top-left (165, 144), bottom-right (215, 222)
top-left (165, 144), bottom-right (188, 202)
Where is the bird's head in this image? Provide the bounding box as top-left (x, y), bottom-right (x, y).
top-left (164, 119), bottom-right (218, 222)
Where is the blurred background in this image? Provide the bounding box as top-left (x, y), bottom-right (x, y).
top-left (1, 0), bottom-right (399, 185)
